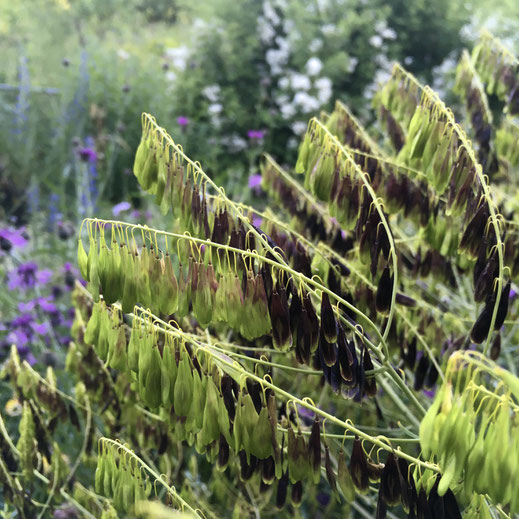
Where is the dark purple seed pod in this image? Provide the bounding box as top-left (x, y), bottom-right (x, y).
top-left (414, 355), bottom-right (429, 391)
top-left (397, 457), bottom-right (411, 512)
top-left (363, 348), bottom-right (377, 397)
top-left (379, 453), bottom-right (401, 506)
top-left (246, 380), bottom-right (263, 415)
top-left (320, 292), bottom-right (338, 344)
top-left (276, 471), bottom-right (289, 509)
top-left (459, 202), bottom-right (489, 255)
top-left (424, 360), bottom-right (439, 389)
top-left (308, 417), bottom-right (321, 478)
top-left (349, 436), bottom-right (370, 492)
top-left (330, 355), bottom-right (342, 394)
top-left (262, 455), bottom-right (276, 484)
top-left (325, 445), bottom-right (337, 495)
top-left (396, 292), bottom-right (416, 307)
top-left (403, 337), bottom-right (417, 370)
top-left (490, 332), bottom-right (501, 360)
top-left (68, 404), bottom-right (80, 431)
top-left (319, 327), bottom-right (337, 367)
top-left (337, 326), bottom-right (353, 382)
top-left (220, 374), bottom-right (236, 421)
top-left (217, 434), bottom-right (229, 470)
top-left (291, 480), bottom-right (303, 507)
top-left (158, 432), bottom-right (168, 455)
top-left (376, 493), bottom-right (388, 519)
top-left (494, 280), bottom-right (511, 329)
top-left (303, 294), bottom-right (320, 349)
top-left (376, 266), bottom-right (393, 315)
top-left (427, 480), bottom-right (445, 518)
top-left (417, 488), bottom-right (433, 519)
top-left (289, 290), bottom-right (303, 337)
top-left (269, 285), bottom-right (292, 350)
top-left (474, 253), bottom-right (497, 302)
top-left (239, 451), bottom-right (258, 481)
top-left (442, 488), bottom-right (462, 519)
top-left (470, 300), bottom-right (494, 344)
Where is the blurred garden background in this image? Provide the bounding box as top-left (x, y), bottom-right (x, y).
top-left (0, 0), bottom-right (518, 379)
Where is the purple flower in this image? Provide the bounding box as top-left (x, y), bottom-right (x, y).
top-left (247, 129), bottom-right (265, 140)
top-left (423, 389), bottom-right (436, 399)
top-left (0, 227), bottom-right (28, 252)
top-left (8, 262), bottom-right (38, 290)
top-left (78, 147), bottom-right (97, 163)
top-left (248, 174), bottom-right (262, 189)
top-left (31, 322), bottom-right (50, 335)
top-left (18, 300), bottom-right (36, 312)
top-left (177, 116), bottom-right (189, 127)
top-left (38, 298), bottom-right (58, 314)
top-left (252, 215), bottom-right (262, 228)
top-left (112, 201), bottom-right (131, 217)
top-left (7, 329), bottom-right (29, 347)
top-left (37, 269), bottom-right (53, 285)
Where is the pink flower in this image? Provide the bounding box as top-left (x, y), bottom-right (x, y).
top-left (177, 116), bottom-right (189, 127)
top-left (247, 129), bottom-right (265, 140)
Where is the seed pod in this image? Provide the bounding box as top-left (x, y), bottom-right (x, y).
top-left (287, 424), bottom-right (309, 484)
top-left (319, 327), bottom-right (337, 367)
top-left (17, 402), bottom-right (36, 481)
top-left (291, 480), bottom-right (303, 507)
top-left (494, 280), bottom-right (511, 329)
top-left (308, 417), bottom-right (321, 484)
top-left (490, 332), bottom-right (501, 360)
top-left (217, 434), bottom-right (229, 472)
top-left (262, 456), bottom-right (276, 485)
top-left (379, 453), bottom-right (401, 506)
top-left (349, 437), bottom-right (369, 493)
top-left (363, 347), bottom-right (377, 397)
top-left (470, 299), bottom-right (494, 344)
top-left (173, 354), bottom-right (193, 418)
top-left (337, 326), bottom-right (353, 382)
top-left (84, 301), bottom-right (102, 346)
top-left (320, 292), bottom-right (338, 344)
top-left (376, 266), bottom-right (393, 315)
top-left (325, 445), bottom-right (338, 498)
top-left (220, 374), bottom-right (236, 421)
top-left (107, 325), bottom-right (127, 371)
top-left (337, 448), bottom-right (356, 502)
top-left (251, 406), bottom-right (274, 460)
top-left (269, 285), bottom-right (292, 350)
top-left (199, 376), bottom-right (220, 445)
top-left (474, 253), bottom-right (497, 302)
top-left (414, 355), bottom-right (429, 391)
top-left (158, 253), bottom-right (179, 315)
top-left (276, 470), bottom-right (289, 509)
top-left (78, 239), bottom-right (89, 281)
top-left (239, 450), bottom-right (257, 481)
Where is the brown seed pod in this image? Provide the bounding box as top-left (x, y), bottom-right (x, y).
top-left (308, 417), bottom-right (321, 483)
top-left (291, 480), bottom-right (303, 507)
top-left (349, 437), bottom-right (370, 492)
top-left (490, 332), bottom-right (501, 360)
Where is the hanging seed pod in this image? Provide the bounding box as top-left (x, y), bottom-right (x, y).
top-left (494, 280), bottom-right (511, 329)
top-left (414, 355), bottom-right (429, 391)
top-left (158, 253), bottom-right (179, 315)
top-left (349, 437), bottom-right (370, 493)
top-left (239, 451), bottom-right (258, 481)
top-left (376, 266), bottom-right (393, 315)
top-left (276, 471), bottom-right (289, 509)
top-left (251, 405), bottom-right (274, 460)
top-left (269, 284), bottom-right (292, 350)
top-left (474, 252), bottom-right (497, 303)
top-left (379, 453), bottom-right (401, 506)
top-left (199, 376), bottom-right (221, 446)
top-left (173, 353), bottom-right (193, 418)
top-left (363, 347), bottom-right (377, 397)
top-left (337, 448), bottom-right (356, 502)
top-left (308, 417), bottom-right (321, 484)
top-left (187, 370), bottom-right (207, 437)
top-left (78, 239), bottom-right (89, 281)
top-left (291, 480), bottom-right (303, 507)
top-left (319, 327), bottom-right (337, 367)
top-left (145, 346), bottom-right (165, 409)
top-left (490, 332), bottom-right (501, 360)
top-left (287, 424), bottom-right (310, 484)
top-left (217, 434), bottom-right (229, 472)
top-left (320, 292), bottom-right (338, 344)
top-left (376, 493), bottom-right (387, 519)
top-left (262, 456), bottom-right (276, 485)
top-left (17, 402), bottom-right (36, 481)
top-left (325, 445), bottom-right (338, 498)
top-left (220, 374), bottom-right (236, 421)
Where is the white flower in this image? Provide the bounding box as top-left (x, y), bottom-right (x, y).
top-left (293, 91), bottom-right (320, 112)
top-left (369, 35), bottom-right (383, 48)
top-left (309, 39), bottom-right (323, 53)
top-left (208, 103), bottom-right (223, 115)
top-left (287, 136), bottom-right (298, 149)
top-left (280, 102), bottom-right (297, 119)
top-left (278, 76), bottom-right (290, 89)
top-left (258, 17), bottom-right (276, 44)
top-left (305, 57), bottom-right (323, 76)
top-left (291, 121), bottom-right (308, 135)
top-left (221, 135), bottom-right (247, 152)
top-left (291, 73), bottom-right (311, 91)
top-left (117, 49), bottom-right (130, 60)
top-left (321, 24), bottom-right (336, 35)
top-left (165, 46), bottom-right (189, 71)
top-left (203, 85), bottom-right (220, 103)
top-left (263, 0), bottom-right (280, 25)
top-left (165, 71), bottom-right (177, 83)
top-left (347, 57), bottom-right (359, 74)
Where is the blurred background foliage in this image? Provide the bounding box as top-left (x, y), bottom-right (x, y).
top-left (0, 0), bottom-right (518, 367)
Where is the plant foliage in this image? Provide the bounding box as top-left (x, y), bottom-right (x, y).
top-left (1, 31), bottom-right (519, 518)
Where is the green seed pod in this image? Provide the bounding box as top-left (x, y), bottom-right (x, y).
top-left (144, 345), bottom-right (162, 409)
top-left (96, 307), bottom-right (111, 362)
top-left (78, 239), bottom-right (89, 281)
top-left (121, 246), bottom-right (138, 314)
top-left (16, 401), bottom-right (36, 481)
top-left (192, 262), bottom-right (213, 327)
top-left (161, 340), bottom-right (177, 406)
top-left (176, 262), bottom-right (191, 318)
top-left (186, 369), bottom-right (207, 436)
top-left (136, 247), bottom-right (152, 310)
top-left (133, 136), bottom-right (150, 180)
top-left (95, 451), bottom-right (106, 494)
top-left (199, 376), bottom-right (221, 446)
top-left (103, 450), bottom-right (116, 498)
top-left (251, 405), bottom-right (273, 460)
top-left (158, 253), bottom-right (179, 315)
top-left (173, 353), bottom-right (193, 418)
top-left (287, 424), bottom-right (310, 484)
top-left (139, 145), bottom-right (159, 192)
top-left (108, 325), bottom-right (127, 371)
top-left (84, 301), bottom-right (103, 345)
top-left (103, 241), bottom-right (122, 305)
top-left (337, 448), bottom-right (356, 502)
